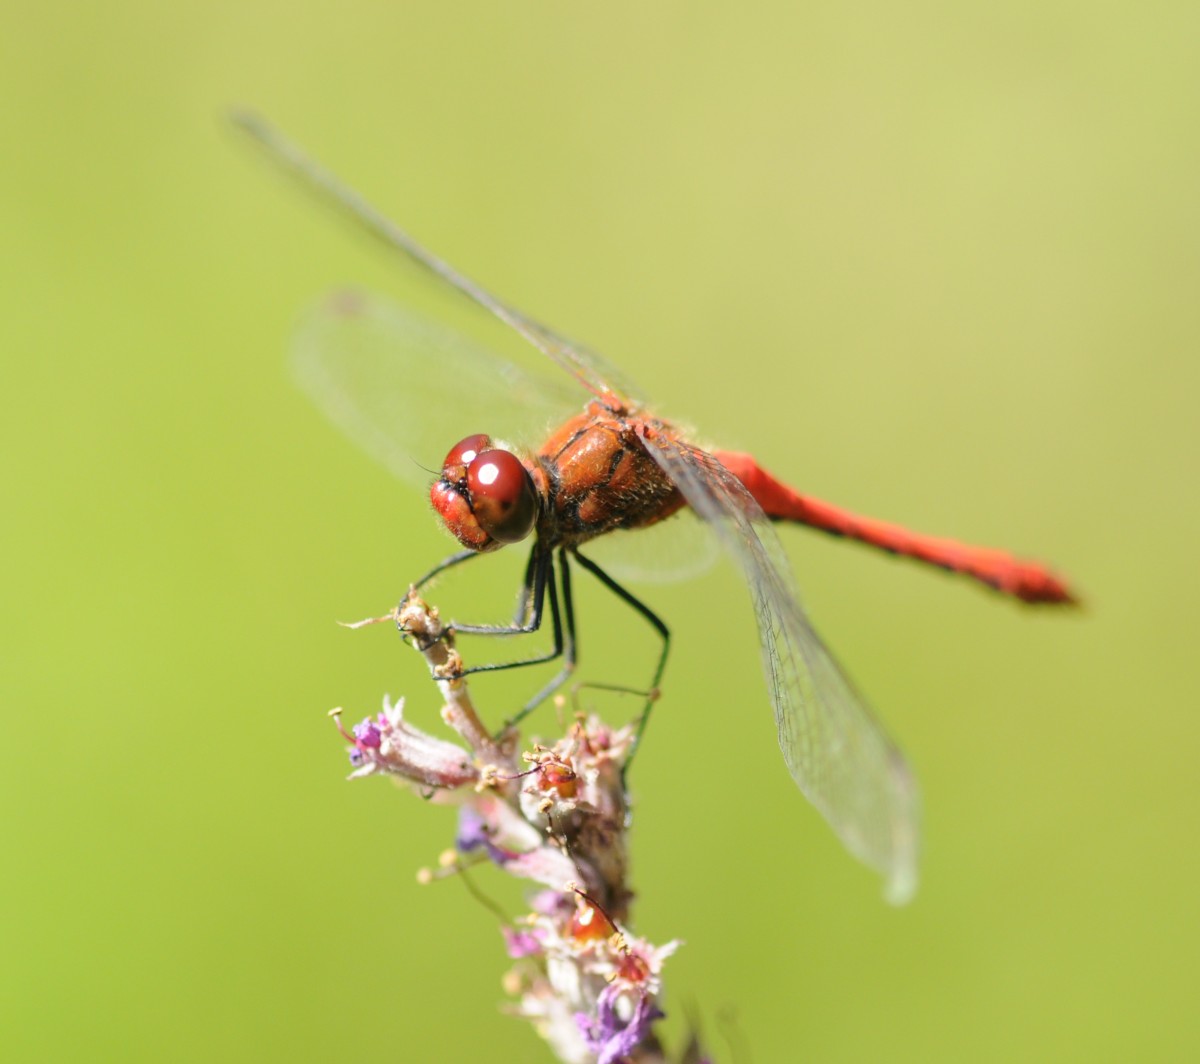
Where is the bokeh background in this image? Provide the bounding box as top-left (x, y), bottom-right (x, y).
top-left (4, 2), bottom-right (1198, 1060)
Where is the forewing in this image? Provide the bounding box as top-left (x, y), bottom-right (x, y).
top-left (291, 288), bottom-right (581, 487)
top-left (643, 435), bottom-right (920, 903)
top-left (236, 112), bottom-right (646, 405)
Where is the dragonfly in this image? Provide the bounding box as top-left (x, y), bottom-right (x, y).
top-left (237, 113), bottom-right (1075, 904)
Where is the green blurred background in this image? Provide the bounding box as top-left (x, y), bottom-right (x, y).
top-left (4, 2), bottom-right (1198, 1060)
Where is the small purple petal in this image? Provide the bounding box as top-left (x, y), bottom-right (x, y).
top-left (530, 889), bottom-right (571, 917)
top-left (577, 987), bottom-right (664, 1064)
top-left (456, 807), bottom-right (516, 865)
top-left (456, 807), bottom-right (490, 852)
top-left (348, 748), bottom-right (366, 767)
top-left (501, 926), bottom-right (544, 958)
top-left (353, 719), bottom-right (383, 748)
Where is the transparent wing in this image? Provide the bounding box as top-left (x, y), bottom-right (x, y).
top-left (291, 288), bottom-right (581, 488)
top-left (292, 288), bottom-right (719, 584)
top-left (237, 112), bottom-right (646, 405)
top-left (643, 434), bottom-right (920, 903)
top-left (584, 509), bottom-right (720, 586)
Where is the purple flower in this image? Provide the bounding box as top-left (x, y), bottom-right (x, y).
top-left (456, 806), bottom-right (517, 865)
top-left (530, 889), bottom-right (572, 918)
top-left (501, 926), bottom-right (544, 958)
top-left (576, 984), bottom-right (664, 1064)
top-left (331, 697), bottom-right (479, 788)
top-left (352, 718), bottom-right (382, 748)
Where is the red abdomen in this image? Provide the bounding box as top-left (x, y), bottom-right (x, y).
top-left (714, 451), bottom-right (1076, 605)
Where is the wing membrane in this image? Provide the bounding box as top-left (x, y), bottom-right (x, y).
top-left (291, 289), bottom-right (581, 487)
top-left (643, 434), bottom-right (920, 903)
top-left (292, 289), bottom-right (719, 583)
top-left (237, 111), bottom-right (646, 403)
top-left (584, 510), bottom-right (720, 585)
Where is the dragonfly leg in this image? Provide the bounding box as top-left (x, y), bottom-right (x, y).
top-left (501, 549), bottom-right (578, 733)
top-left (395, 548), bottom-right (485, 647)
top-left (399, 548), bottom-right (482, 610)
top-left (411, 547), bottom-right (577, 736)
top-left (510, 545), bottom-right (541, 626)
top-left (570, 550), bottom-right (670, 786)
top-left (450, 546), bottom-right (565, 675)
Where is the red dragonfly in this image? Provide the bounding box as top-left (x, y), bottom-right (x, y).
top-left (239, 115), bottom-right (1074, 903)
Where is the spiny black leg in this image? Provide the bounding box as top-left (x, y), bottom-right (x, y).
top-left (454, 547), bottom-right (565, 676)
top-left (502, 549), bottom-right (578, 732)
top-left (451, 545), bottom-right (550, 639)
top-left (511, 545), bottom-right (540, 626)
top-left (570, 549), bottom-right (670, 785)
top-left (396, 548), bottom-right (483, 644)
top-left (400, 548), bottom-right (481, 609)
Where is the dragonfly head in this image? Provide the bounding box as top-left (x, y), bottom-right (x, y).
top-left (431, 434), bottom-right (538, 552)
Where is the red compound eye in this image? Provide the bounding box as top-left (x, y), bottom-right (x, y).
top-left (466, 448), bottom-right (536, 544)
top-left (441, 434), bottom-right (493, 481)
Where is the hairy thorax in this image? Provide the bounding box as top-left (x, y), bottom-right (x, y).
top-left (531, 399), bottom-right (685, 548)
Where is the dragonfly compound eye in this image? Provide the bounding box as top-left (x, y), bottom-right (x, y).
top-left (441, 433), bottom-right (494, 482)
top-left (467, 448), bottom-right (537, 544)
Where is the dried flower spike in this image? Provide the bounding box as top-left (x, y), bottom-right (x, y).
top-left (331, 595), bottom-right (708, 1063)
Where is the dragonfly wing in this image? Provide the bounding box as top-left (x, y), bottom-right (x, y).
top-left (492, 304), bottom-right (647, 408)
top-left (642, 434), bottom-right (920, 903)
top-left (583, 509), bottom-right (721, 585)
top-left (291, 288), bottom-right (582, 488)
top-left (236, 113), bottom-right (646, 405)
